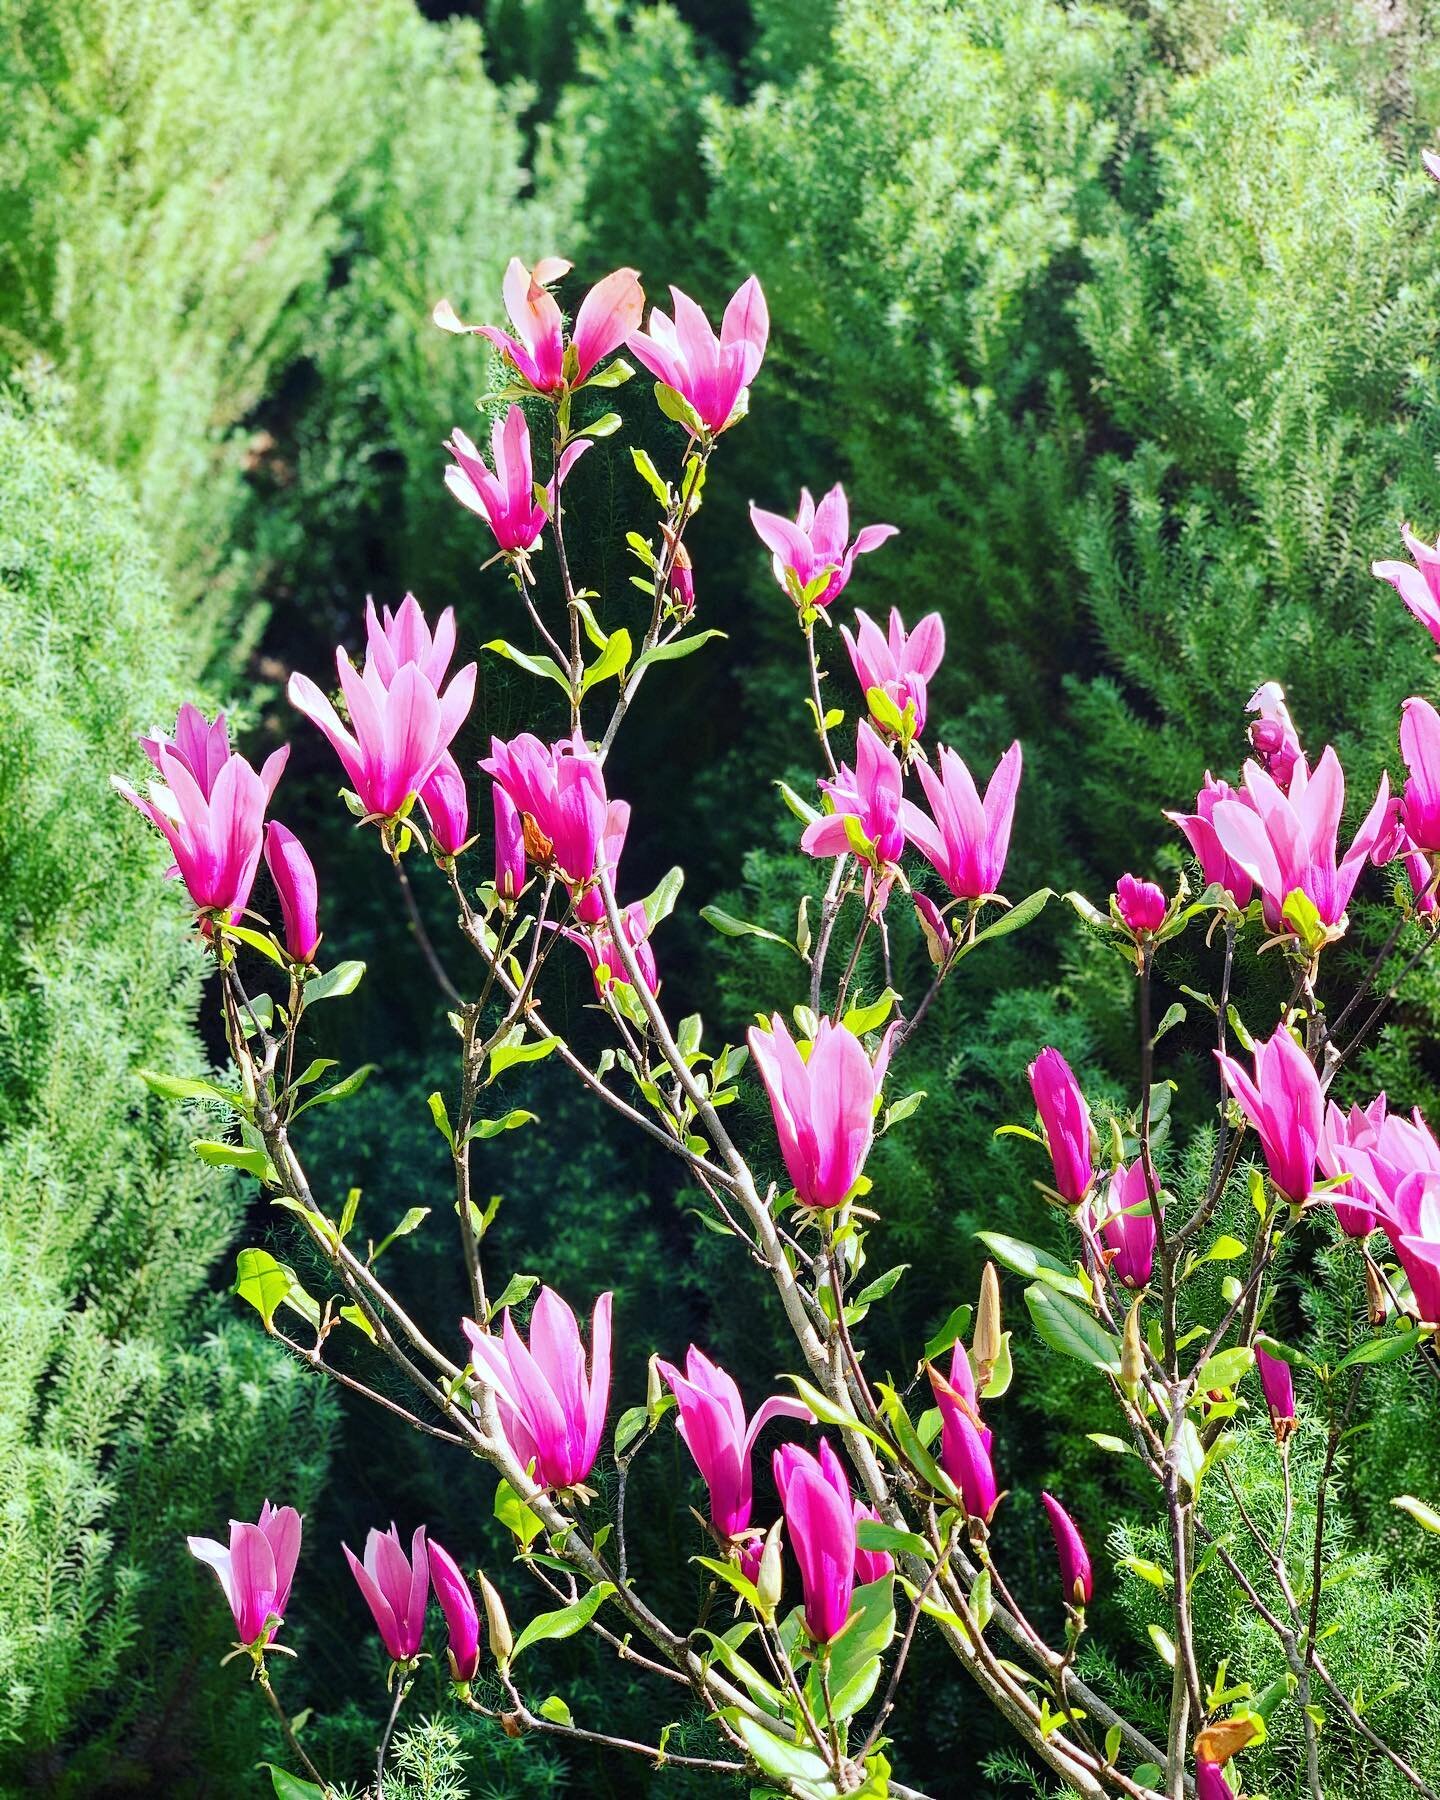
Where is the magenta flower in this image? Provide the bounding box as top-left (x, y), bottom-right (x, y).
top-left (1317, 1095), bottom-right (1391, 1237)
top-left (665, 535), bottom-right (695, 617)
top-left (1254, 1347), bottom-right (1296, 1443)
top-left (1406, 848), bottom-right (1438, 914)
top-left (929, 1343), bottom-right (998, 1522)
top-left (746, 1014), bottom-right (896, 1210)
top-left (1166, 774), bottom-right (1255, 909)
top-left (852, 1502), bottom-right (894, 1586)
top-left (900, 741), bottom-right (1022, 902)
top-left (627, 276), bottom-right (769, 436)
top-left (841, 606), bottom-right (941, 739)
top-left (344, 1523), bottom-right (429, 1662)
top-left (1093, 1160), bottom-right (1157, 1287)
top-left (1196, 1757), bottom-right (1232, 1800)
top-left (913, 890), bottom-right (952, 966)
top-left (1114, 874), bottom-right (1166, 934)
top-left (750, 485), bottom-right (897, 611)
top-left (263, 822), bottom-right (320, 963)
top-left (481, 732), bottom-right (609, 889)
top-left (561, 902), bottom-right (659, 997)
top-left (493, 784), bottom-right (525, 900)
top-left (801, 723), bottom-right (905, 880)
top-left (115, 705), bottom-right (288, 920)
top-left (364, 593), bottom-right (458, 690)
top-left (1040, 1492), bottom-right (1093, 1606)
top-left (575, 801), bottom-right (631, 925)
top-left (772, 1441), bottom-right (857, 1643)
top-left (419, 752), bottom-right (470, 857)
top-left (427, 1539), bottom-right (482, 1683)
top-left (438, 256), bottom-right (643, 393)
top-left (1246, 682), bottom-right (1305, 793)
top-left (463, 1288), bottom-right (612, 1490)
top-left (1395, 1227), bottom-right (1440, 1328)
top-left (655, 1346), bottom-right (811, 1539)
top-left (1028, 1048), bottom-right (1093, 1205)
top-left (1400, 696), bottom-right (1440, 855)
top-left (188, 1501), bottom-right (301, 1648)
top-left (1216, 1026), bottom-right (1323, 1205)
top-left (444, 408), bottom-right (546, 555)
top-left (1373, 523), bottom-right (1440, 647)
top-left (1211, 747), bottom-right (1390, 940)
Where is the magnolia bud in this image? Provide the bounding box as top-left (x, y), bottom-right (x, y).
top-left (755, 1517), bottom-right (785, 1619)
top-left (1121, 1296), bottom-right (1145, 1398)
top-left (477, 1570), bottom-right (513, 1668)
top-left (646, 1352), bottom-right (665, 1423)
top-left (973, 1261), bottom-right (1003, 1388)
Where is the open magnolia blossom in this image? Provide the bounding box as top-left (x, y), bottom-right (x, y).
top-left (120, 222), bottom-right (1440, 1800)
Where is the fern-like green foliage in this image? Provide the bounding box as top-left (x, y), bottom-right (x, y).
top-left (0, 394), bottom-right (334, 1794)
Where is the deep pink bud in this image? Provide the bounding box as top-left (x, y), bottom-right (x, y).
top-left (1114, 873), bottom-right (1167, 934)
top-left (739, 1536), bottom-right (765, 1586)
top-left (1093, 1160), bottom-right (1157, 1286)
top-left (628, 276), bottom-right (769, 436)
top-left (751, 485), bottom-right (897, 610)
top-left (900, 740), bottom-right (1022, 902)
top-left (801, 723), bottom-right (906, 879)
top-left (1254, 1346), bottom-right (1296, 1443)
top-left (344, 1523), bottom-right (429, 1661)
top-left (463, 1288), bottom-right (612, 1490)
top-left (929, 1344), bottom-right (998, 1522)
top-left (852, 1504), bottom-right (894, 1586)
top-left (746, 1013), bottom-right (896, 1209)
top-left (1216, 1027), bottom-right (1322, 1205)
top-left (1246, 682), bottom-right (1305, 792)
top-left (427, 1539), bottom-right (481, 1682)
top-left (1196, 1758), bottom-right (1233, 1800)
top-left (188, 1500), bottom-right (301, 1647)
top-left (561, 902), bottom-right (659, 997)
top-left (841, 606), bottom-right (941, 738)
top-left (263, 822), bottom-right (320, 962)
top-left (772, 1441), bottom-right (856, 1643)
top-left (656, 1347), bottom-right (811, 1539)
top-left (115, 705), bottom-right (288, 920)
top-left (1028, 1048), bottom-right (1093, 1204)
top-left (1167, 774), bottom-right (1255, 909)
top-left (913, 890), bottom-right (951, 966)
top-left (1040, 1492), bottom-right (1093, 1606)
top-left (492, 783), bottom-right (526, 900)
top-left (420, 752), bottom-right (470, 857)
top-left (1374, 522), bottom-right (1440, 647)
top-left (1400, 696), bottom-right (1440, 854)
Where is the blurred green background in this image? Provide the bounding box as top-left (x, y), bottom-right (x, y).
top-left (7, 0), bottom-right (1440, 1793)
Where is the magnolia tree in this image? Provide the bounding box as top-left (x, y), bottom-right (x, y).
top-left (117, 239), bottom-right (1440, 1800)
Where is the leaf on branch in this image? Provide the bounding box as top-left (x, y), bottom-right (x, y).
top-left (292, 1062), bottom-right (376, 1117)
top-left (138, 1068), bottom-right (248, 1112)
top-left (957, 888), bottom-right (1055, 955)
top-left (631, 630), bottom-right (727, 678)
top-left (510, 1582), bottom-right (616, 1662)
top-left (487, 1029), bottom-right (561, 1081)
top-left (978, 1232), bottom-right (1087, 1300)
top-left (483, 637), bottom-right (573, 695)
top-left (698, 905), bottom-right (797, 955)
top-left (371, 1206), bottom-right (429, 1261)
top-left (305, 959), bottom-right (365, 1004)
top-left (1023, 1284), bottom-right (1120, 1373)
top-left (494, 1478), bottom-right (544, 1549)
top-left (193, 1140), bottom-right (277, 1184)
top-left (488, 1272), bottom-right (539, 1318)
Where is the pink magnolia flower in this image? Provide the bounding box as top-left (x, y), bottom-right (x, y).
top-left (561, 902), bottom-right (659, 997)
top-left (445, 407), bottom-right (590, 555)
top-left (1373, 523), bottom-right (1440, 646)
top-left (263, 822), bottom-right (320, 962)
top-left (1114, 874), bottom-right (1166, 934)
top-left (1028, 1048), bottom-right (1094, 1205)
top-left (493, 784), bottom-right (525, 900)
top-left (188, 1501), bottom-right (301, 1648)
top-left (437, 256), bottom-right (643, 393)
top-left (801, 723), bottom-right (905, 883)
top-left (913, 890), bottom-right (953, 967)
top-left (772, 1441), bottom-right (857, 1643)
top-left (841, 606), bottom-right (942, 739)
top-left (420, 751), bottom-right (470, 857)
top-left (364, 593), bottom-right (458, 690)
top-left (344, 1523), bottom-right (429, 1662)
top-left (1216, 1026), bottom-right (1323, 1205)
top-left (115, 705), bottom-right (288, 920)
top-left (1196, 1758), bottom-right (1234, 1800)
top-left (655, 1346), bottom-right (811, 1539)
top-left (627, 276), bottom-right (769, 436)
top-left (1166, 774), bottom-right (1256, 909)
top-left (930, 1342), bottom-right (998, 1522)
top-left (665, 533), bottom-right (695, 617)
top-left (853, 1501), bottom-right (894, 1586)
top-left (481, 733), bottom-right (609, 889)
top-left (900, 741), bottom-right (1022, 902)
top-left (427, 1539), bottom-right (481, 1683)
top-left (575, 801), bottom-right (631, 924)
top-left (1246, 682), bottom-right (1305, 792)
top-left (1210, 748), bottom-right (1390, 939)
top-left (1400, 696), bottom-right (1440, 854)
top-left (1041, 1492), bottom-right (1093, 1606)
top-left (1253, 1347), bottom-right (1296, 1443)
top-left (746, 1014), bottom-right (896, 1210)
top-left (750, 485), bottom-right (897, 610)
top-left (1092, 1160), bottom-right (1157, 1287)
top-left (1317, 1095), bottom-right (1391, 1237)
top-left (463, 1288), bottom-right (612, 1490)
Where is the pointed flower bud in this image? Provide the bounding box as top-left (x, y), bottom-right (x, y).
top-left (1113, 873), bottom-right (1167, 935)
top-left (628, 276), bottom-right (769, 437)
top-left (972, 1262), bottom-right (1003, 1388)
top-left (1040, 1492), bottom-right (1093, 1606)
top-left (187, 1501), bottom-right (302, 1648)
top-left (477, 1569), bottom-right (513, 1667)
top-left (427, 1539), bottom-right (481, 1682)
top-left (263, 822), bottom-right (321, 962)
top-left (1254, 1346), bottom-right (1296, 1445)
top-left (343, 1523), bottom-right (429, 1661)
top-left (1028, 1048), bottom-right (1094, 1205)
top-left (1216, 1026), bottom-right (1322, 1206)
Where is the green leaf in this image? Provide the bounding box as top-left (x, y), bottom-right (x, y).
top-left (856, 1520), bottom-right (932, 1563)
top-left (1335, 1326), bottom-right (1424, 1371)
top-left (698, 905), bottom-right (796, 953)
top-left (842, 988), bottom-right (900, 1036)
top-left (193, 1140), bottom-right (276, 1183)
top-left (580, 626), bottom-right (632, 695)
top-left (1120, 1555), bottom-right (1172, 1590)
top-left (694, 1555), bottom-right (764, 1609)
top-left (468, 1109), bottom-right (538, 1142)
top-left (883, 1089), bottom-right (926, 1130)
top-left (653, 380), bottom-right (704, 433)
top-left (1152, 1002), bottom-right (1187, 1046)
top-left (510, 1583), bottom-right (616, 1662)
top-left (581, 410), bottom-right (622, 439)
top-left (428, 1091), bottom-right (456, 1150)
top-left (780, 1375), bottom-right (894, 1458)
top-left (630, 629), bottom-right (727, 677)
top-left (923, 1304), bottom-right (972, 1362)
top-left (979, 1329), bottom-right (1013, 1401)
top-left (586, 356), bottom-right (634, 390)
top-left (1023, 1285), bottom-right (1120, 1373)
top-left (1392, 1494), bottom-right (1440, 1534)
top-left (614, 1405), bottom-right (649, 1458)
top-left (483, 637), bottom-right (572, 695)
top-left (537, 1694), bottom-right (574, 1726)
top-left (225, 923), bottom-right (287, 966)
top-left (1087, 1433), bottom-right (1135, 1456)
top-left (293, 1062), bottom-right (376, 1117)
top-left (851, 1264), bottom-right (909, 1307)
top-left (978, 1232), bottom-right (1087, 1300)
top-left (731, 1715), bottom-right (832, 1785)
top-left (494, 1478), bottom-right (544, 1549)
top-left (371, 1206), bottom-right (429, 1261)
top-left (1197, 1347), bottom-right (1254, 1391)
top-left (488, 1030), bottom-right (561, 1081)
top-left (489, 1272), bottom-right (539, 1316)
top-left (810, 1574), bottom-right (894, 1723)
top-left (775, 779), bottom-right (821, 825)
top-left (640, 866), bottom-right (684, 930)
top-left (305, 959), bottom-right (365, 1004)
top-left (630, 446), bottom-right (671, 505)
top-left (339, 1303), bottom-right (376, 1342)
top-left (959, 888), bottom-right (1054, 953)
top-left (234, 1249), bottom-right (293, 1328)
top-left (261, 1767), bottom-right (326, 1800)
top-left (138, 1068), bottom-right (245, 1110)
